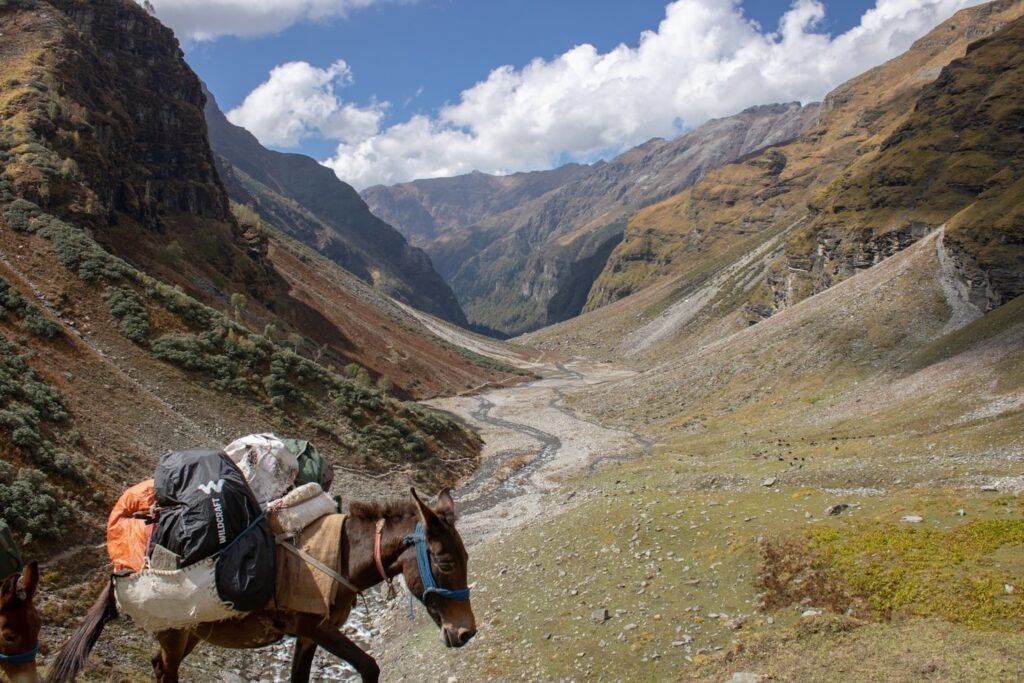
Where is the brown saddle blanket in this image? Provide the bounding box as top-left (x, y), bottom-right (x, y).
top-left (273, 513), bottom-right (348, 617)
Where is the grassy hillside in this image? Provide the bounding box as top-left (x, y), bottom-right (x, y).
top-left (382, 229), bottom-right (1024, 683)
top-left (585, 0), bottom-right (1024, 330)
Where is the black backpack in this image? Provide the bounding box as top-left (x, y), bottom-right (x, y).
top-left (150, 449), bottom-right (274, 611)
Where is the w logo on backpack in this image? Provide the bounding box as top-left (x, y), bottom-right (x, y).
top-left (197, 479), bottom-right (226, 495)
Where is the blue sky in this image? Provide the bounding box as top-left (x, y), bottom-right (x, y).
top-left (151, 0), bottom-right (982, 187)
top-left (189, 1), bottom-right (874, 137)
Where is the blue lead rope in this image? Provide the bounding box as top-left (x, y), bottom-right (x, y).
top-left (0, 641), bottom-right (39, 665)
top-left (404, 522), bottom-right (471, 603)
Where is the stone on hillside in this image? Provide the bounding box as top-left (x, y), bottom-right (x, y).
top-left (1006, 584), bottom-right (1016, 595)
top-left (801, 608), bottom-right (822, 617)
top-left (826, 503), bottom-right (849, 516)
top-left (762, 477), bottom-right (777, 487)
top-left (727, 674), bottom-right (768, 683)
top-left (981, 484), bottom-right (999, 492)
top-left (901, 515), bottom-right (924, 523)
top-left (592, 608), bottom-right (610, 623)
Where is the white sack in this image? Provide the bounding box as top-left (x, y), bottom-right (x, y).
top-left (114, 557), bottom-right (247, 632)
top-left (268, 483), bottom-right (338, 536)
top-left (224, 433), bottom-right (298, 504)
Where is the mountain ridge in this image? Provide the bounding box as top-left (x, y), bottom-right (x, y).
top-left (365, 101), bottom-right (820, 336)
top-left (203, 88), bottom-right (469, 327)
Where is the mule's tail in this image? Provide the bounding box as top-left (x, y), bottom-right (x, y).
top-left (44, 576), bottom-right (118, 683)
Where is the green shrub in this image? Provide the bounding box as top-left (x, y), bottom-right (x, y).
top-left (2, 198), bottom-right (40, 232)
top-left (151, 332), bottom-right (236, 383)
top-left (0, 334), bottom-right (80, 480)
top-left (35, 214), bottom-right (132, 281)
top-left (0, 463), bottom-right (73, 542)
top-left (0, 277), bottom-right (61, 338)
top-left (103, 285), bottom-right (151, 343)
top-left (345, 362), bottom-right (372, 388)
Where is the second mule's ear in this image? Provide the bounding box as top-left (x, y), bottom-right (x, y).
top-left (0, 572), bottom-right (18, 604)
top-left (434, 487), bottom-right (457, 526)
top-left (410, 487), bottom-right (441, 530)
top-left (18, 560), bottom-right (38, 600)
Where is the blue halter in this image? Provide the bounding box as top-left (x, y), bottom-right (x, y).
top-left (0, 641), bottom-right (39, 665)
top-left (404, 522), bottom-right (470, 602)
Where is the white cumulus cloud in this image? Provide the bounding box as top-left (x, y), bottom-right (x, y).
top-left (226, 60), bottom-right (386, 148)
top-left (228, 0), bottom-right (983, 189)
top-left (149, 0), bottom-right (409, 42)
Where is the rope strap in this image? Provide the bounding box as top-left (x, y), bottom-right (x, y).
top-left (276, 536), bottom-right (361, 595)
top-left (374, 519), bottom-right (396, 600)
top-left (217, 509), bottom-right (268, 557)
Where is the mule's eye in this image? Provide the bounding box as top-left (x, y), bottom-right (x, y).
top-left (435, 560), bottom-right (454, 573)
top-left (1, 630), bottom-right (17, 644)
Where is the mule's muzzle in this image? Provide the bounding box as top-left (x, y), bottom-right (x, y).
top-left (442, 625), bottom-right (476, 648)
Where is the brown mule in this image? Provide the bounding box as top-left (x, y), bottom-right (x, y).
top-left (46, 488), bottom-right (475, 683)
top-left (0, 561), bottom-right (42, 683)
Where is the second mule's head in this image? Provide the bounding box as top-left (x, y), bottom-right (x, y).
top-left (400, 488), bottom-right (476, 648)
top-left (0, 561), bottom-right (41, 683)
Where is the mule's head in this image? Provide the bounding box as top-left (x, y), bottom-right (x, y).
top-left (0, 561), bottom-right (41, 683)
top-left (400, 488), bottom-right (476, 648)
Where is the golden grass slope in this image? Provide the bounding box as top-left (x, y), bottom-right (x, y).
top-left (586, 0), bottom-right (1024, 319)
top-left (776, 10), bottom-right (1024, 313)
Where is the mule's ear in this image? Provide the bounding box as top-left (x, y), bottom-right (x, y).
top-left (410, 487), bottom-right (440, 528)
top-left (0, 573), bottom-right (17, 604)
top-left (434, 487), bottom-right (457, 525)
top-left (18, 561), bottom-right (38, 600)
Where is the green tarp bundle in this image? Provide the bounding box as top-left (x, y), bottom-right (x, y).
top-left (0, 519), bottom-right (23, 579)
top-left (281, 438), bottom-right (334, 492)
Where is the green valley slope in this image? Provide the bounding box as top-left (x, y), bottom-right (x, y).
top-left (0, 0), bottom-right (515, 571)
top-left (203, 89), bottom-right (469, 327)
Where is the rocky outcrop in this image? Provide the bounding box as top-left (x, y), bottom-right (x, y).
top-left (203, 90), bottom-right (469, 326)
top-left (365, 102), bottom-right (820, 336)
top-left (21, 0), bottom-right (230, 226)
top-left (770, 8), bottom-right (1024, 316)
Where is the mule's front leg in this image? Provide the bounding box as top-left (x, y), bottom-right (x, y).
top-left (290, 637), bottom-right (317, 683)
top-left (297, 622), bottom-right (379, 683)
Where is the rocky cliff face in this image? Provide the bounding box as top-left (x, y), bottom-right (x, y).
top-left (8, 0), bottom-right (229, 226)
top-left (204, 91), bottom-right (469, 326)
top-left (365, 102), bottom-right (819, 336)
top-left (0, 0), bottom-right (279, 308)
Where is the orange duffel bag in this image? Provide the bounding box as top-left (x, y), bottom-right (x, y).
top-left (107, 479), bottom-right (156, 573)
